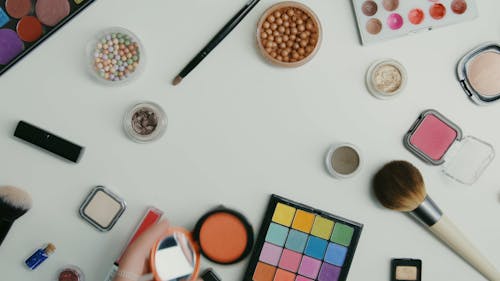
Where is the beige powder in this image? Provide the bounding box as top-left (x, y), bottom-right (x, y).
top-left (332, 146), bottom-right (360, 175)
top-left (395, 266), bottom-right (417, 280)
top-left (83, 190), bottom-right (122, 228)
top-left (372, 64), bottom-right (402, 94)
top-left (467, 51), bottom-right (500, 96)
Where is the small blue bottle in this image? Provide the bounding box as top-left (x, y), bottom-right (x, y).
top-left (25, 243), bottom-right (56, 270)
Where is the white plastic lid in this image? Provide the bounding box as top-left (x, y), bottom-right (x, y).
top-left (442, 136), bottom-right (495, 185)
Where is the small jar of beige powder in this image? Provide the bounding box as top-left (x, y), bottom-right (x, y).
top-left (366, 59), bottom-right (407, 99)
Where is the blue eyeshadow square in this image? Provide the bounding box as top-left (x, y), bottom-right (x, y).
top-left (0, 8), bottom-right (9, 28)
top-left (304, 236), bottom-right (328, 260)
top-left (324, 243), bottom-right (348, 266)
top-left (265, 222), bottom-right (289, 246)
top-left (285, 229), bottom-right (308, 253)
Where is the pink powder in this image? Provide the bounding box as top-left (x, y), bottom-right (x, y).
top-left (410, 114), bottom-right (458, 161)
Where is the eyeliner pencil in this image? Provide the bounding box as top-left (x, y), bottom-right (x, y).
top-left (172, 0), bottom-right (260, 86)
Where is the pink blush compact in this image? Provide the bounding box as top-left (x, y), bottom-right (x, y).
top-left (409, 114), bottom-right (458, 161)
top-left (404, 109), bottom-right (494, 185)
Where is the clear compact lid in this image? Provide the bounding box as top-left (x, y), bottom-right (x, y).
top-left (442, 136), bottom-right (495, 185)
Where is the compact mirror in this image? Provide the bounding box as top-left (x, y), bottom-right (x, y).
top-left (150, 228), bottom-right (200, 281)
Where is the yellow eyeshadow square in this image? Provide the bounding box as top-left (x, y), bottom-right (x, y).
top-left (291, 210), bottom-right (315, 233)
top-left (310, 216), bottom-right (334, 239)
top-left (272, 203), bottom-right (296, 226)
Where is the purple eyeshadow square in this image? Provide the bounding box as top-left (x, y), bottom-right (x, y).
top-left (318, 263), bottom-right (341, 281)
top-left (298, 256), bottom-right (322, 279)
top-left (259, 242), bottom-right (283, 266)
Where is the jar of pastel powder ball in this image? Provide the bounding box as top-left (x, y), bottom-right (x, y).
top-left (87, 27), bottom-right (145, 85)
top-left (57, 265), bottom-right (84, 281)
top-left (257, 1), bottom-right (322, 67)
top-left (123, 102), bottom-right (167, 143)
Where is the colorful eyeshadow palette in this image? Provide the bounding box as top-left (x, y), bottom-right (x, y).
top-left (351, 0), bottom-right (478, 45)
top-left (244, 195), bottom-right (363, 281)
top-left (0, 0), bottom-right (95, 76)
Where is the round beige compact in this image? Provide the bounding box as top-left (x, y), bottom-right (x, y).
top-left (325, 143), bottom-right (362, 179)
top-left (366, 59), bottom-right (407, 99)
top-left (256, 1), bottom-right (322, 67)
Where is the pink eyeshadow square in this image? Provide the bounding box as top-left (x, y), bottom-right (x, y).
top-left (260, 242), bottom-right (283, 266)
top-left (279, 249), bottom-right (302, 272)
top-left (298, 256), bottom-right (322, 279)
top-left (410, 114), bottom-right (458, 161)
top-left (296, 276), bottom-right (313, 281)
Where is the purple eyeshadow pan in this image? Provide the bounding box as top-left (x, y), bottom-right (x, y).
top-left (318, 263), bottom-right (341, 281)
top-left (0, 29), bottom-right (24, 64)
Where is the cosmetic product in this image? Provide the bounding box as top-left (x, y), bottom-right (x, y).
top-left (25, 243), bottom-right (56, 270)
top-left (123, 102), bottom-right (167, 143)
top-left (366, 59), bottom-right (407, 99)
top-left (0, 0), bottom-right (96, 76)
top-left (87, 27), bottom-right (144, 85)
top-left (457, 42), bottom-right (500, 105)
top-left (351, 0), bottom-right (478, 45)
top-left (404, 109), bottom-right (494, 185)
top-left (244, 194), bottom-right (363, 281)
top-left (201, 268), bottom-right (222, 281)
top-left (172, 0), bottom-right (260, 85)
top-left (391, 259), bottom-right (421, 281)
top-left (79, 186), bottom-right (126, 232)
top-left (147, 206), bottom-right (253, 281)
top-left (57, 265), bottom-right (84, 281)
top-left (256, 1), bottom-right (322, 67)
top-left (103, 207), bottom-right (163, 281)
top-left (14, 120), bottom-right (84, 163)
top-left (373, 160), bottom-right (500, 281)
top-left (0, 186), bottom-right (32, 247)
top-left (325, 143), bottom-right (362, 179)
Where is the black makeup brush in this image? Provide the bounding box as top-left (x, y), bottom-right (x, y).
top-left (373, 161), bottom-right (500, 281)
top-left (0, 186), bottom-right (32, 246)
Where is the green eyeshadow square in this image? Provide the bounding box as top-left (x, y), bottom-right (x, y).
top-left (265, 222), bottom-right (289, 246)
top-left (330, 223), bottom-right (354, 246)
top-left (310, 216), bottom-right (334, 240)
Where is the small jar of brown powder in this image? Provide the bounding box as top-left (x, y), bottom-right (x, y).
top-left (123, 102), bottom-right (167, 143)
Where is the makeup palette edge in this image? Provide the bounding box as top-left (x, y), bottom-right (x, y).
top-left (243, 194), bottom-right (363, 281)
top-left (0, 0), bottom-right (96, 76)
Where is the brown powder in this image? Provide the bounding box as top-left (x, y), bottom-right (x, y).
top-left (331, 146), bottom-right (360, 175)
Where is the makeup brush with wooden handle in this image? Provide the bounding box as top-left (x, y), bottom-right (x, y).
top-left (373, 161), bottom-right (500, 281)
top-left (0, 186), bottom-right (32, 247)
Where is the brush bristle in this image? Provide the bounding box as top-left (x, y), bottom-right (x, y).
top-left (373, 161), bottom-right (427, 212)
top-left (0, 186), bottom-right (32, 217)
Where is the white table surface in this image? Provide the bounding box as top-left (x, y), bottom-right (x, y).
top-left (1, 0), bottom-right (499, 280)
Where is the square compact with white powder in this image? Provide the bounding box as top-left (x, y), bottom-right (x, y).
top-left (79, 186), bottom-right (126, 232)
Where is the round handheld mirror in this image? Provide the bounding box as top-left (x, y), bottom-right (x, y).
top-left (149, 228), bottom-right (200, 281)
